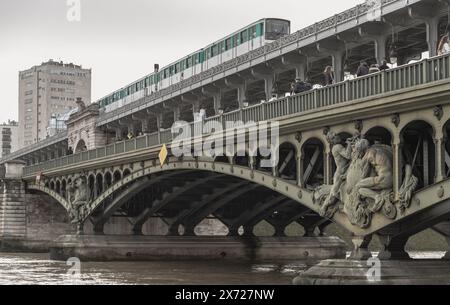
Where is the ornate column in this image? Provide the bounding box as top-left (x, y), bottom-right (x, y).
top-left (332, 51), bottom-right (344, 83)
top-left (297, 154), bottom-right (304, 187)
top-left (392, 137), bottom-right (404, 198)
top-left (426, 16), bottom-right (440, 57)
top-left (263, 75), bottom-right (274, 101)
top-left (324, 147), bottom-right (333, 185)
top-left (434, 125), bottom-right (446, 183)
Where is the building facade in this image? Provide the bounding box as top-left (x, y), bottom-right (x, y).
top-left (18, 60), bottom-right (91, 149)
top-left (0, 120), bottom-right (19, 157)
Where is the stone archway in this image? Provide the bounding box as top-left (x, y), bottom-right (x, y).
top-left (75, 139), bottom-right (87, 153)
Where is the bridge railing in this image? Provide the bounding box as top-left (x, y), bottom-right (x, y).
top-left (23, 54), bottom-right (450, 177)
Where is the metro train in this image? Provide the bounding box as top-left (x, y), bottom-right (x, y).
top-left (99, 18), bottom-right (291, 113)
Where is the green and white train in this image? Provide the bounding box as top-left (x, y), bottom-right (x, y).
top-left (99, 18), bottom-right (291, 113)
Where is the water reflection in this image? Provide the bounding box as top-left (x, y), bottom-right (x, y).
top-left (0, 253), bottom-right (311, 285)
top-left (0, 252), bottom-right (445, 285)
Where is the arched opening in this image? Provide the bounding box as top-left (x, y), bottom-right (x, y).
top-left (49, 181), bottom-right (55, 191)
top-left (88, 175), bottom-right (96, 199)
top-left (55, 180), bottom-right (61, 195)
top-left (123, 169), bottom-right (131, 177)
top-left (61, 179), bottom-right (67, 199)
top-left (301, 138), bottom-right (325, 188)
top-left (214, 156), bottom-right (230, 163)
top-left (194, 218), bottom-right (229, 236)
top-left (253, 220), bottom-right (275, 237)
top-left (444, 120), bottom-right (450, 178)
top-left (277, 142), bottom-right (297, 180)
top-left (234, 153), bottom-right (249, 167)
top-left (96, 174), bottom-right (103, 196)
top-left (75, 139), bottom-right (87, 153)
top-left (401, 120), bottom-right (435, 189)
top-left (364, 126), bottom-right (392, 146)
top-left (104, 172), bottom-right (113, 188)
top-left (254, 148), bottom-right (274, 173)
top-left (113, 170), bottom-right (122, 183)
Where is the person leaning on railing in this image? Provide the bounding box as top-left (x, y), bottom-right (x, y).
top-left (437, 33), bottom-right (450, 56)
top-left (323, 66), bottom-right (335, 86)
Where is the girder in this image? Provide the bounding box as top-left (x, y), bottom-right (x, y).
top-left (131, 174), bottom-right (223, 234)
top-left (182, 184), bottom-right (261, 235)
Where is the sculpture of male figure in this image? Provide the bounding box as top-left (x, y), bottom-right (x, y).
top-left (319, 132), bottom-right (353, 217)
top-left (67, 175), bottom-right (90, 224)
top-left (355, 141), bottom-right (393, 211)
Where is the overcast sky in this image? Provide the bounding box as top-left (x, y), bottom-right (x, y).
top-left (0, 0), bottom-right (362, 123)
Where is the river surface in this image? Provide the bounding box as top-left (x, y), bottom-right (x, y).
top-left (0, 252), bottom-right (445, 285)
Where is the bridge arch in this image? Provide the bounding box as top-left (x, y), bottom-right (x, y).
top-left (400, 120), bottom-right (436, 188)
top-left (364, 126), bottom-right (393, 145)
top-left (96, 173), bottom-right (104, 196)
top-left (113, 170), bottom-right (122, 183)
top-left (78, 159), bottom-right (325, 235)
top-left (55, 180), bottom-right (61, 195)
top-left (443, 119), bottom-right (450, 178)
top-left (277, 142), bottom-right (297, 181)
top-left (75, 139), bottom-right (87, 153)
top-left (301, 137), bottom-right (325, 188)
top-left (104, 172), bottom-right (113, 188)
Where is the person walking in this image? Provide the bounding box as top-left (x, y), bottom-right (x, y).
top-left (323, 66), bottom-right (335, 86)
top-left (356, 61), bottom-right (369, 77)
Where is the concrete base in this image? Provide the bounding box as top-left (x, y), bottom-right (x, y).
top-left (49, 235), bottom-right (347, 262)
top-left (0, 238), bottom-right (51, 253)
top-left (293, 259), bottom-right (450, 285)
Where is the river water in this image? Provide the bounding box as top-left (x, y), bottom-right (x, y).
top-left (0, 252), bottom-right (445, 285)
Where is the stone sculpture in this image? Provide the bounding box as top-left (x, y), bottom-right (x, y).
top-left (67, 175), bottom-right (90, 226)
top-left (315, 133), bottom-right (418, 228)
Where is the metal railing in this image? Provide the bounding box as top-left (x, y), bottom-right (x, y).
top-left (22, 54), bottom-right (450, 176)
top-left (0, 130), bottom-right (68, 164)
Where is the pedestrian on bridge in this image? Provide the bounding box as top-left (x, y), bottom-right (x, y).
top-left (369, 64), bottom-right (380, 74)
top-left (356, 61), bottom-right (369, 77)
top-left (323, 66), bottom-right (335, 86)
top-left (379, 60), bottom-right (390, 71)
top-left (437, 34), bottom-right (450, 56)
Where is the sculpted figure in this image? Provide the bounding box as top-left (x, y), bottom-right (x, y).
top-left (319, 132), bottom-right (352, 217)
top-left (67, 175), bottom-right (90, 224)
top-left (355, 142), bottom-right (394, 210)
top-left (315, 133), bottom-right (417, 228)
top-left (398, 164), bottom-right (419, 213)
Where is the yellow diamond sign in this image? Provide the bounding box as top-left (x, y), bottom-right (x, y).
top-left (159, 144), bottom-right (168, 166)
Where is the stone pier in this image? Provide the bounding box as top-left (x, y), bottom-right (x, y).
top-left (49, 235), bottom-right (347, 262)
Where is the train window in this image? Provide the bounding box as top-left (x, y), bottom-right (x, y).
top-left (234, 34), bottom-right (240, 47)
top-left (225, 38), bottom-right (232, 51)
top-left (199, 51), bottom-right (205, 63)
top-left (240, 29), bottom-right (248, 43)
top-left (265, 19), bottom-right (290, 40)
top-left (257, 23), bottom-right (264, 37)
top-left (212, 44), bottom-right (218, 57)
top-left (186, 57), bottom-right (191, 68)
top-left (249, 26), bottom-right (256, 39)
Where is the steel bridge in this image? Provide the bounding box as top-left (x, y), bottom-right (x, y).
top-left (1, 0), bottom-right (450, 261)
